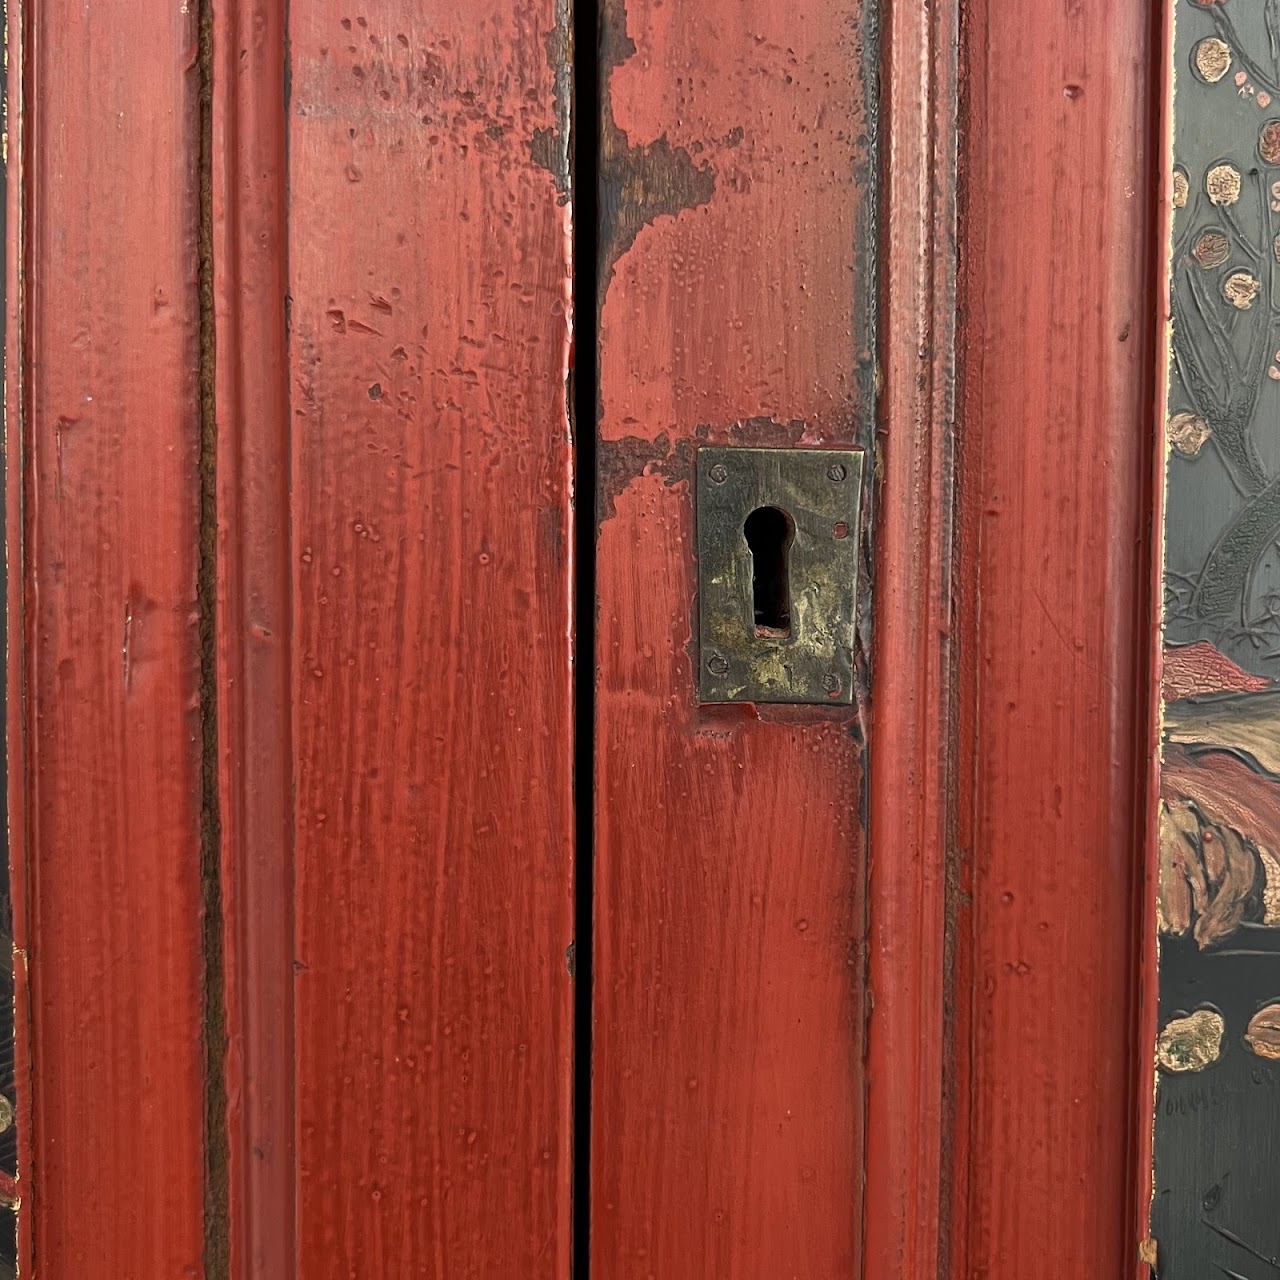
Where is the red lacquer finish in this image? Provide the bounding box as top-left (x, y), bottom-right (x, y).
top-left (212, 0), bottom-right (294, 1274)
top-left (12, 0), bottom-right (209, 1273)
top-left (5, 0), bottom-right (1175, 1272)
top-left (591, 1), bottom-right (876, 1274)
top-left (952, 0), bottom-right (1162, 1274)
top-left (287, 3), bottom-right (575, 1275)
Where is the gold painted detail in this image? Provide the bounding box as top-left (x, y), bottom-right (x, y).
top-left (1192, 229), bottom-right (1230, 269)
top-left (1195, 37), bottom-right (1233, 84)
top-left (1262, 119), bottom-right (1280, 165)
top-left (1223, 270), bottom-right (1261, 309)
top-left (1167, 412), bottom-right (1212, 457)
top-left (1245, 1004), bottom-right (1280, 1059)
top-left (1207, 162), bottom-right (1243, 206)
top-left (1261, 850), bottom-right (1280, 925)
top-left (1157, 1009), bottom-right (1225, 1073)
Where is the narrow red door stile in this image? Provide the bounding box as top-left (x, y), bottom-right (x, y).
top-left (951, 2), bottom-right (1163, 1273)
top-left (9, 0), bottom-right (211, 1272)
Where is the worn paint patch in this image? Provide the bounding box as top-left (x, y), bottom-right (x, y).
top-left (596, 417), bottom-right (810, 525)
top-left (597, 0), bottom-right (715, 289)
top-left (529, 0), bottom-right (572, 197)
top-left (596, 433), bottom-right (692, 525)
top-left (1166, 410), bottom-right (1212, 457)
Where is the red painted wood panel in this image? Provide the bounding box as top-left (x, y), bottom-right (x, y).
top-left (952, 0), bottom-right (1160, 1274)
top-left (590, 0), bottom-right (877, 1274)
top-left (12, 0), bottom-right (210, 1273)
top-left (287, 3), bottom-right (575, 1275)
top-left (3, 1), bottom-right (1172, 1273)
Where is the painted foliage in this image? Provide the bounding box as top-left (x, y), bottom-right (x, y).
top-left (1156, 1), bottom-right (1280, 1273)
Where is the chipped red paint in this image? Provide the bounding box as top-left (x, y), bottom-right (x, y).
top-left (288, 2), bottom-right (575, 1276)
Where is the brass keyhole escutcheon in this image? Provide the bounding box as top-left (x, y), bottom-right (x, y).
top-left (697, 446), bottom-right (863, 705)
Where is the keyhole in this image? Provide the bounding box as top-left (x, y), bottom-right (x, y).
top-left (743, 506), bottom-right (795, 637)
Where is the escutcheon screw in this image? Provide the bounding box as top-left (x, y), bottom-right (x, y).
top-left (821, 673), bottom-right (842, 696)
top-left (709, 463), bottom-right (729, 484)
top-left (707, 653), bottom-right (730, 676)
top-left (826, 463), bottom-right (847, 483)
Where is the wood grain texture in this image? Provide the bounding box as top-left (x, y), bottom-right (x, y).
top-left (13, 0), bottom-right (209, 1273)
top-left (287, 2), bottom-right (575, 1275)
top-left (590, 0), bottom-right (877, 1274)
top-left (953, 0), bottom-right (1161, 1274)
top-left (212, 0), bottom-right (294, 1274)
top-left (864, 0), bottom-right (959, 1273)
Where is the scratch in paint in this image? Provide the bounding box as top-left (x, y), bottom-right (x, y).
top-left (1203, 1221), bottom-right (1280, 1272)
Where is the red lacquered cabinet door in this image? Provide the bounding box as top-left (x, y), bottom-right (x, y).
top-left (5, 0), bottom-right (1166, 1276)
top-left (589, 0), bottom-right (875, 1272)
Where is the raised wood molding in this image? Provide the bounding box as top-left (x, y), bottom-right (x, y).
top-left (951, 1), bottom-right (1164, 1275)
top-left (211, 1), bottom-right (294, 1274)
top-left (864, 0), bottom-right (960, 1270)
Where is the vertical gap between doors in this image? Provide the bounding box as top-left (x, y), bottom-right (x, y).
top-left (571, 0), bottom-right (599, 1275)
top-left (196, 0), bottom-right (231, 1273)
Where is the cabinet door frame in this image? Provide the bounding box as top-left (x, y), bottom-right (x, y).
top-left (4, 0), bottom-right (1166, 1274)
top-left (872, 0), bottom-right (1164, 1272)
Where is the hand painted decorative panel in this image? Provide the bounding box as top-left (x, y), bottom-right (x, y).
top-left (1156, 2), bottom-right (1280, 1273)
